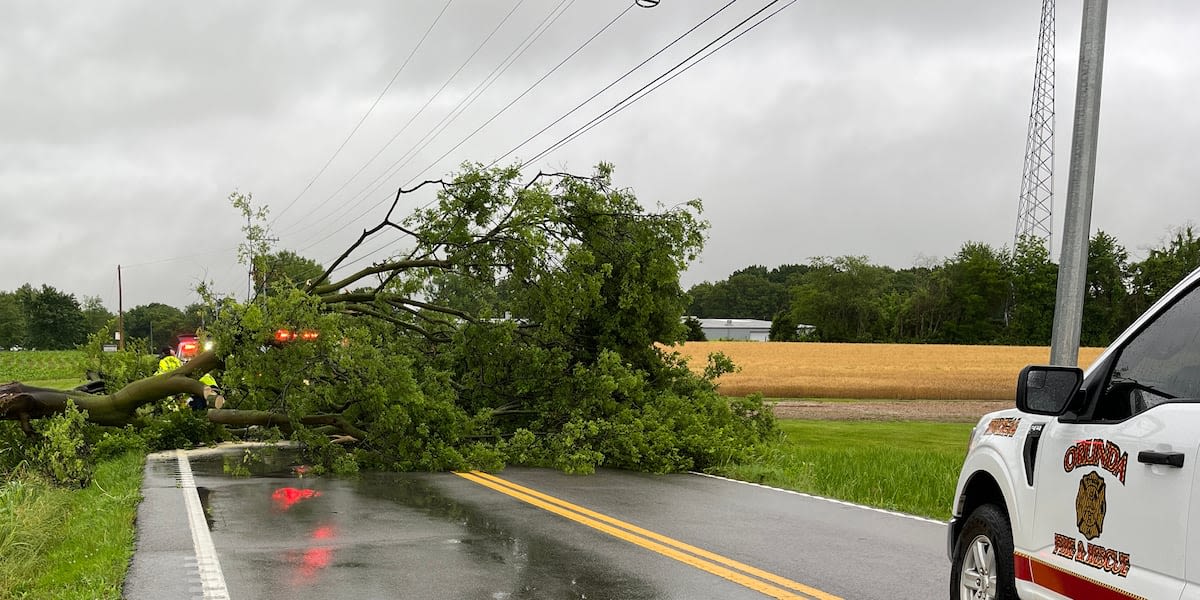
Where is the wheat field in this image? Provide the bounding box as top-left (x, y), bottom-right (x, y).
top-left (669, 342), bottom-right (1107, 401)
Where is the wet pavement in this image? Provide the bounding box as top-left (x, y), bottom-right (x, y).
top-left (125, 446), bottom-right (949, 599)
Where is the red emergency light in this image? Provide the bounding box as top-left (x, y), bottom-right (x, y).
top-left (272, 328), bottom-right (319, 345)
top-left (179, 341), bottom-right (199, 357)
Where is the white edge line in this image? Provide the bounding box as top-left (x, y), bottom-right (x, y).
top-left (688, 471), bottom-right (946, 526)
top-left (176, 450), bottom-right (231, 600)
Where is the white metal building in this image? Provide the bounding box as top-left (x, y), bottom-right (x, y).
top-left (697, 318), bottom-right (773, 341)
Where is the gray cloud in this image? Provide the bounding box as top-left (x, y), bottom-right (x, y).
top-left (1, 0), bottom-right (1197, 313)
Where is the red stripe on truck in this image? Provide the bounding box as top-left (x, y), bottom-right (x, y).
top-left (1014, 553), bottom-right (1146, 600)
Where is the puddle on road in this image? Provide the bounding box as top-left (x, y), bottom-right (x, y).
top-left (184, 448), bottom-right (668, 599)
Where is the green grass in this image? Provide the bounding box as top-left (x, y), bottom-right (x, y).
top-left (715, 420), bottom-right (974, 521)
top-left (25, 378), bottom-right (87, 390)
top-left (0, 453), bottom-right (144, 599)
top-left (0, 350), bottom-right (85, 382)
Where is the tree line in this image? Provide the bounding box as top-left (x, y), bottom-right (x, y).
top-left (0, 250), bottom-right (326, 352)
top-left (687, 226), bottom-right (1200, 346)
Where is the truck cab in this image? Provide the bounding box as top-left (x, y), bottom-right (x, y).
top-left (949, 266), bottom-right (1200, 600)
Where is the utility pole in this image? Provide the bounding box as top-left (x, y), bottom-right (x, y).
top-left (1050, 0), bottom-right (1107, 366)
top-left (246, 213), bottom-right (279, 301)
top-left (117, 265), bottom-right (125, 351)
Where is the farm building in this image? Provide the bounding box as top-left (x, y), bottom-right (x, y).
top-left (691, 318), bottom-right (816, 341)
top-left (697, 318), bottom-right (773, 341)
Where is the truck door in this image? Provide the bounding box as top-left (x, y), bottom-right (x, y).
top-left (1027, 283), bottom-right (1200, 599)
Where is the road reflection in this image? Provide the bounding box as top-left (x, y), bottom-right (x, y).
top-left (189, 452), bottom-right (666, 599)
top-left (272, 487), bottom-right (321, 511)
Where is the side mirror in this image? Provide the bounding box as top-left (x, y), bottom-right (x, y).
top-left (1016, 365), bottom-right (1083, 416)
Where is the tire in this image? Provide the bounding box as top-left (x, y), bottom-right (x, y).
top-left (950, 503), bottom-right (1018, 600)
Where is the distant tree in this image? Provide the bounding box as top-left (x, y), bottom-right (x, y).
top-left (769, 310), bottom-right (800, 341)
top-left (683, 316), bottom-right (706, 341)
top-left (764, 263), bottom-right (811, 287)
top-left (80, 295), bottom-right (115, 337)
top-left (938, 242), bottom-right (1010, 344)
top-left (18, 285), bottom-right (87, 350)
top-left (0, 291), bottom-right (27, 349)
top-left (1006, 237), bottom-right (1057, 345)
top-left (254, 250), bottom-right (326, 297)
top-left (1081, 231), bottom-right (1130, 346)
top-left (1128, 225), bottom-right (1200, 317)
top-left (789, 256), bottom-right (893, 342)
top-left (881, 267), bottom-right (933, 341)
top-left (892, 268), bottom-right (948, 342)
top-left (685, 281), bottom-right (716, 317)
top-left (123, 303), bottom-right (187, 350)
top-left (722, 271), bottom-right (787, 320)
top-left (686, 265), bottom-right (796, 320)
top-left (183, 302), bottom-right (220, 333)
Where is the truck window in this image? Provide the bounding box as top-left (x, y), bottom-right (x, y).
top-left (1098, 285), bottom-right (1200, 419)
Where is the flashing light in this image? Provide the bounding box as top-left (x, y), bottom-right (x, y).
top-left (179, 341), bottom-right (199, 357)
top-left (272, 328), bottom-right (320, 344)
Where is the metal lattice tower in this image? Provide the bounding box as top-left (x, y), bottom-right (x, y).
top-left (1015, 0), bottom-right (1056, 254)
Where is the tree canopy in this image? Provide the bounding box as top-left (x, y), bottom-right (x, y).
top-left (0, 285), bottom-right (89, 350)
top-left (2, 163), bottom-right (774, 481)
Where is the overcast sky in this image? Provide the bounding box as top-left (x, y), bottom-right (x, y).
top-left (2, 1), bottom-right (1197, 311)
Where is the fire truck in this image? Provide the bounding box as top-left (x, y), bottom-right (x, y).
top-left (949, 266), bottom-right (1200, 599)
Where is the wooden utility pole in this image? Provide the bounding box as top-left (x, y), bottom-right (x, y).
top-left (117, 265), bottom-right (126, 351)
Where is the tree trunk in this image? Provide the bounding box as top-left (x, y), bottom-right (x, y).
top-left (1, 350), bottom-right (221, 428)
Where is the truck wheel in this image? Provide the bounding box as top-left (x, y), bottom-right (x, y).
top-left (950, 503), bottom-right (1017, 600)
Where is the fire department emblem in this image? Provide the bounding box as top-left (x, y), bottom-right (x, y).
top-left (1075, 471), bottom-right (1107, 540)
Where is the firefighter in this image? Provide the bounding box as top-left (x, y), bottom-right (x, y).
top-left (156, 346), bottom-right (224, 409)
top-left (156, 346), bottom-right (182, 374)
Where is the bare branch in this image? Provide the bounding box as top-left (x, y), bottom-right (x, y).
top-left (313, 259), bottom-right (453, 296)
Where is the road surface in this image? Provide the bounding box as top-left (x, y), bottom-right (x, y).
top-left (126, 447), bottom-right (949, 599)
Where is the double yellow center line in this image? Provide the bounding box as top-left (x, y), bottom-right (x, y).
top-left (454, 471), bottom-right (842, 600)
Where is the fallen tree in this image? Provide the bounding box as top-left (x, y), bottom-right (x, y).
top-left (1, 163), bottom-right (775, 476)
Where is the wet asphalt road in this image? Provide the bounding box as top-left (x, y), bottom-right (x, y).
top-left (125, 448), bottom-right (949, 599)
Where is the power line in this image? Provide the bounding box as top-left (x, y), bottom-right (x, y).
top-left (293, 0), bottom-right (577, 255)
top-left (341, 0), bottom-right (577, 212)
top-left (298, 0), bottom-right (596, 257)
top-left (488, 0), bottom-right (739, 169)
top-left (270, 1), bottom-right (454, 226)
top-left (399, 2), bottom-right (636, 189)
top-left (327, 1), bottom-right (796, 274)
top-left (524, 0), bottom-right (794, 167)
top-left (276, 0), bottom-right (527, 239)
top-left (119, 246), bottom-right (239, 269)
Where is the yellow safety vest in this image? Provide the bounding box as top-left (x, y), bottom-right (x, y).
top-left (156, 355), bottom-right (182, 375)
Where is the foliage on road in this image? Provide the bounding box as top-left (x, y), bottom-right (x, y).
top-left (2, 163), bottom-right (778, 477)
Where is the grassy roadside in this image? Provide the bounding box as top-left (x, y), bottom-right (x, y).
top-left (0, 350), bottom-right (85, 382)
top-left (713, 420), bottom-right (974, 521)
top-left (0, 452), bottom-right (144, 599)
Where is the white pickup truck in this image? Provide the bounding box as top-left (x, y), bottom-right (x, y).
top-left (949, 265), bottom-right (1200, 600)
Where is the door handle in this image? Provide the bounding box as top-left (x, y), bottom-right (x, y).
top-left (1138, 451), bottom-right (1185, 468)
